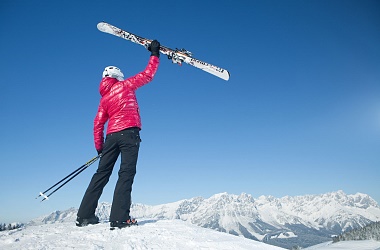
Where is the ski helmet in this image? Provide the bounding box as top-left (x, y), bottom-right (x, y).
top-left (102, 66), bottom-right (124, 81)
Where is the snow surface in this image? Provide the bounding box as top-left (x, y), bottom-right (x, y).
top-left (0, 219), bottom-right (285, 250)
top-left (303, 240), bottom-right (380, 250)
top-left (2, 220), bottom-right (380, 250)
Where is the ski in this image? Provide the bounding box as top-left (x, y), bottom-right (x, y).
top-left (97, 22), bottom-right (230, 81)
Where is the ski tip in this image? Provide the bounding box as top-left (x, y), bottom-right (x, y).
top-left (223, 71), bottom-right (230, 81)
top-left (97, 22), bottom-right (105, 30)
top-left (216, 69), bottom-right (229, 81)
top-left (97, 22), bottom-right (111, 32)
top-left (203, 68), bottom-right (230, 81)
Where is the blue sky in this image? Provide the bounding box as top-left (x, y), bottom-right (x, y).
top-left (1, 0), bottom-right (379, 223)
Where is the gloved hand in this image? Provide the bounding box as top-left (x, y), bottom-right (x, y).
top-left (97, 149), bottom-right (103, 155)
top-left (148, 40), bottom-right (160, 58)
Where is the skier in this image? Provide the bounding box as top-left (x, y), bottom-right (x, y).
top-left (76, 40), bottom-right (161, 229)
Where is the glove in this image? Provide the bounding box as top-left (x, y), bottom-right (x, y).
top-left (97, 149), bottom-right (103, 155)
top-left (148, 40), bottom-right (160, 58)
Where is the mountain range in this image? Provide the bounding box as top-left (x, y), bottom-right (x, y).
top-left (29, 190), bottom-right (380, 249)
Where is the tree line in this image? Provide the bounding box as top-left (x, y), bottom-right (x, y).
top-left (333, 221), bottom-right (380, 242)
top-left (0, 223), bottom-right (24, 231)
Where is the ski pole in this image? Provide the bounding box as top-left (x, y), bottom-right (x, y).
top-left (36, 156), bottom-right (97, 198)
top-left (36, 155), bottom-right (100, 199)
top-left (40, 163), bottom-right (92, 202)
top-left (37, 155), bottom-right (101, 202)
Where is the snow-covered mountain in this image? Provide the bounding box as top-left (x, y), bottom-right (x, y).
top-left (28, 190), bottom-right (380, 249)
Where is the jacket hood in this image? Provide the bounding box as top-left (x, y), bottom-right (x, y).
top-left (99, 77), bottom-right (119, 97)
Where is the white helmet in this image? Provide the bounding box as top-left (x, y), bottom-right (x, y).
top-left (102, 66), bottom-right (124, 81)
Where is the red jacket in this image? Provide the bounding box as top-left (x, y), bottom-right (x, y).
top-left (94, 56), bottom-right (159, 151)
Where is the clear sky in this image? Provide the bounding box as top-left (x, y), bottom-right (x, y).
top-left (1, 0), bottom-right (379, 223)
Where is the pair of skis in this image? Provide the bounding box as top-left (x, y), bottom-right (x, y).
top-left (97, 22), bottom-right (230, 81)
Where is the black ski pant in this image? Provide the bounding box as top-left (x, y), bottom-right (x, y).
top-left (77, 127), bottom-right (141, 222)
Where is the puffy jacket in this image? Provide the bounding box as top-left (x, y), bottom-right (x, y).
top-left (94, 56), bottom-right (159, 151)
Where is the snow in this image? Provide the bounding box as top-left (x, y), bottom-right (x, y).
top-left (2, 220), bottom-right (379, 250)
top-left (304, 240), bottom-right (380, 250)
top-left (0, 219), bottom-right (285, 250)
